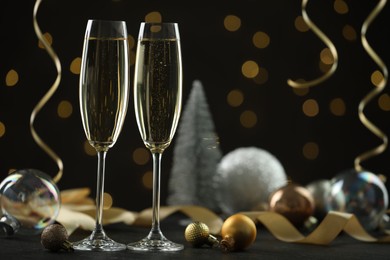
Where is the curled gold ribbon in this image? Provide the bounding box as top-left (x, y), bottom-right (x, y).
top-left (354, 0), bottom-right (388, 172)
top-left (287, 0), bottom-right (338, 88)
top-left (32, 0), bottom-right (63, 183)
top-left (242, 211), bottom-right (390, 244)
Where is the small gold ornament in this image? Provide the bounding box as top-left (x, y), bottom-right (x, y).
top-left (184, 221), bottom-right (219, 247)
top-left (269, 183), bottom-right (315, 227)
top-left (220, 214), bottom-right (257, 252)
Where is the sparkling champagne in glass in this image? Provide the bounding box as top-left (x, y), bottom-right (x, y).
top-left (73, 19), bottom-right (129, 251)
top-left (127, 22), bottom-right (183, 252)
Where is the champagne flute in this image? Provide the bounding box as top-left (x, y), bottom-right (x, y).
top-left (127, 22), bottom-right (183, 252)
top-left (73, 19), bottom-right (129, 251)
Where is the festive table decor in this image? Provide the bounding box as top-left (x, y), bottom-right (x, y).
top-left (57, 188), bottom-right (390, 245)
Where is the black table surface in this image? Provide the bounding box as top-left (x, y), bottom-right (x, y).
top-left (1, 214), bottom-right (390, 260)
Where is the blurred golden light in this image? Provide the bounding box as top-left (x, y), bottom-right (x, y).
top-left (242, 60), bottom-right (259, 78)
top-left (103, 192), bottom-right (113, 210)
top-left (8, 169), bottom-right (17, 174)
top-left (38, 32), bottom-right (53, 49)
top-left (303, 142), bottom-right (319, 160)
top-left (227, 89), bottom-right (244, 107)
top-left (0, 121), bottom-right (5, 138)
top-left (70, 57), bottom-right (81, 75)
top-left (253, 67), bottom-right (269, 85)
top-left (142, 171), bottom-right (153, 189)
top-left (302, 99), bottom-right (319, 117)
top-left (128, 34), bottom-right (135, 49)
top-left (320, 48), bottom-right (334, 65)
top-left (378, 93), bottom-right (390, 111)
top-left (240, 110), bottom-right (257, 128)
top-left (253, 31), bottom-right (270, 49)
top-left (371, 70), bottom-right (384, 87)
top-left (294, 16), bottom-right (309, 32)
top-left (224, 15), bottom-right (241, 32)
top-left (57, 100), bottom-right (73, 118)
top-left (334, 0), bottom-right (349, 14)
top-left (145, 11), bottom-right (162, 22)
top-left (84, 141), bottom-right (97, 156)
top-left (342, 24), bottom-right (357, 41)
top-left (293, 86), bottom-right (309, 96)
top-left (329, 98), bottom-right (346, 116)
top-left (5, 69), bottom-right (19, 87)
top-left (133, 147), bottom-right (150, 165)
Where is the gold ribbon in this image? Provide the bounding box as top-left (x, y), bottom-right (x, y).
top-left (58, 189), bottom-right (390, 244)
top-left (287, 0), bottom-right (338, 88)
top-left (32, 0), bottom-right (63, 183)
top-left (354, 0), bottom-right (388, 172)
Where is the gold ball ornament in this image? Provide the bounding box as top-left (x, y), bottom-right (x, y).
top-left (220, 214), bottom-right (257, 252)
top-left (269, 183), bottom-right (315, 227)
top-left (184, 221), bottom-right (219, 247)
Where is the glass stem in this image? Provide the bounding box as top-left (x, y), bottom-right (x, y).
top-left (149, 151), bottom-right (163, 238)
top-left (93, 150), bottom-right (107, 238)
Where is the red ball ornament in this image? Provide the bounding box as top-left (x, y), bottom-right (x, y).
top-left (220, 214), bottom-right (257, 252)
top-left (268, 183), bottom-right (315, 227)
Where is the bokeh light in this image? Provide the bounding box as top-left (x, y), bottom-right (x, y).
top-left (38, 32), bottom-right (53, 49)
top-left (342, 24), bottom-right (357, 41)
top-left (294, 16), bottom-right (309, 32)
top-left (378, 93), bottom-right (390, 111)
top-left (292, 87), bottom-right (309, 96)
top-left (242, 60), bottom-right (259, 78)
top-left (240, 110), bottom-right (258, 128)
top-left (334, 0), bottom-right (349, 14)
top-left (252, 31), bottom-right (270, 49)
top-left (145, 11), bottom-right (162, 22)
top-left (128, 34), bottom-right (135, 49)
top-left (142, 170), bottom-right (153, 189)
top-left (133, 147), bottom-right (150, 165)
top-left (320, 48), bottom-right (334, 65)
top-left (302, 99), bottom-right (319, 117)
top-left (84, 140), bottom-right (97, 156)
top-left (253, 67), bottom-right (269, 85)
top-left (70, 57), bottom-right (81, 75)
top-left (329, 98), bottom-right (346, 116)
top-left (227, 89), bottom-right (244, 107)
top-left (5, 69), bottom-right (19, 87)
top-left (103, 192), bottom-right (113, 210)
top-left (224, 15), bottom-right (241, 32)
top-left (0, 121), bottom-right (5, 138)
top-left (303, 142), bottom-right (319, 160)
top-left (57, 100), bottom-right (73, 118)
top-left (371, 70), bottom-right (384, 87)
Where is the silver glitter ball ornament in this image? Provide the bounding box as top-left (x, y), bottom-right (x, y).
top-left (214, 147), bottom-right (287, 215)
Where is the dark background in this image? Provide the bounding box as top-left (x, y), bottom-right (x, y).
top-left (1, 0), bottom-right (389, 212)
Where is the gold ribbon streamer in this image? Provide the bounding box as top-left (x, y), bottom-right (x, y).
top-left (32, 0), bottom-right (63, 183)
top-left (287, 0), bottom-right (338, 88)
top-left (242, 211), bottom-right (390, 244)
top-left (354, 0), bottom-right (388, 172)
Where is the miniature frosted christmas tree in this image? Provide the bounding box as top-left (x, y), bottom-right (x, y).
top-left (167, 80), bottom-right (222, 211)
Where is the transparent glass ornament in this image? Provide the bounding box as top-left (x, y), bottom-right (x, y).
top-left (326, 169), bottom-right (389, 231)
top-left (0, 169), bottom-right (61, 236)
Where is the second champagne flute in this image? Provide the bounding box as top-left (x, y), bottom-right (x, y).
top-left (73, 19), bottom-right (130, 251)
top-left (127, 22), bottom-right (183, 252)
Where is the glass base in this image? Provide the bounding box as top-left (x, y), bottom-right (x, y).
top-left (73, 235), bottom-right (126, 251)
top-left (127, 235), bottom-right (184, 252)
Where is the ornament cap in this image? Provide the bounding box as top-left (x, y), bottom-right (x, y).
top-left (220, 235), bottom-right (235, 252)
top-left (0, 214), bottom-right (20, 236)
